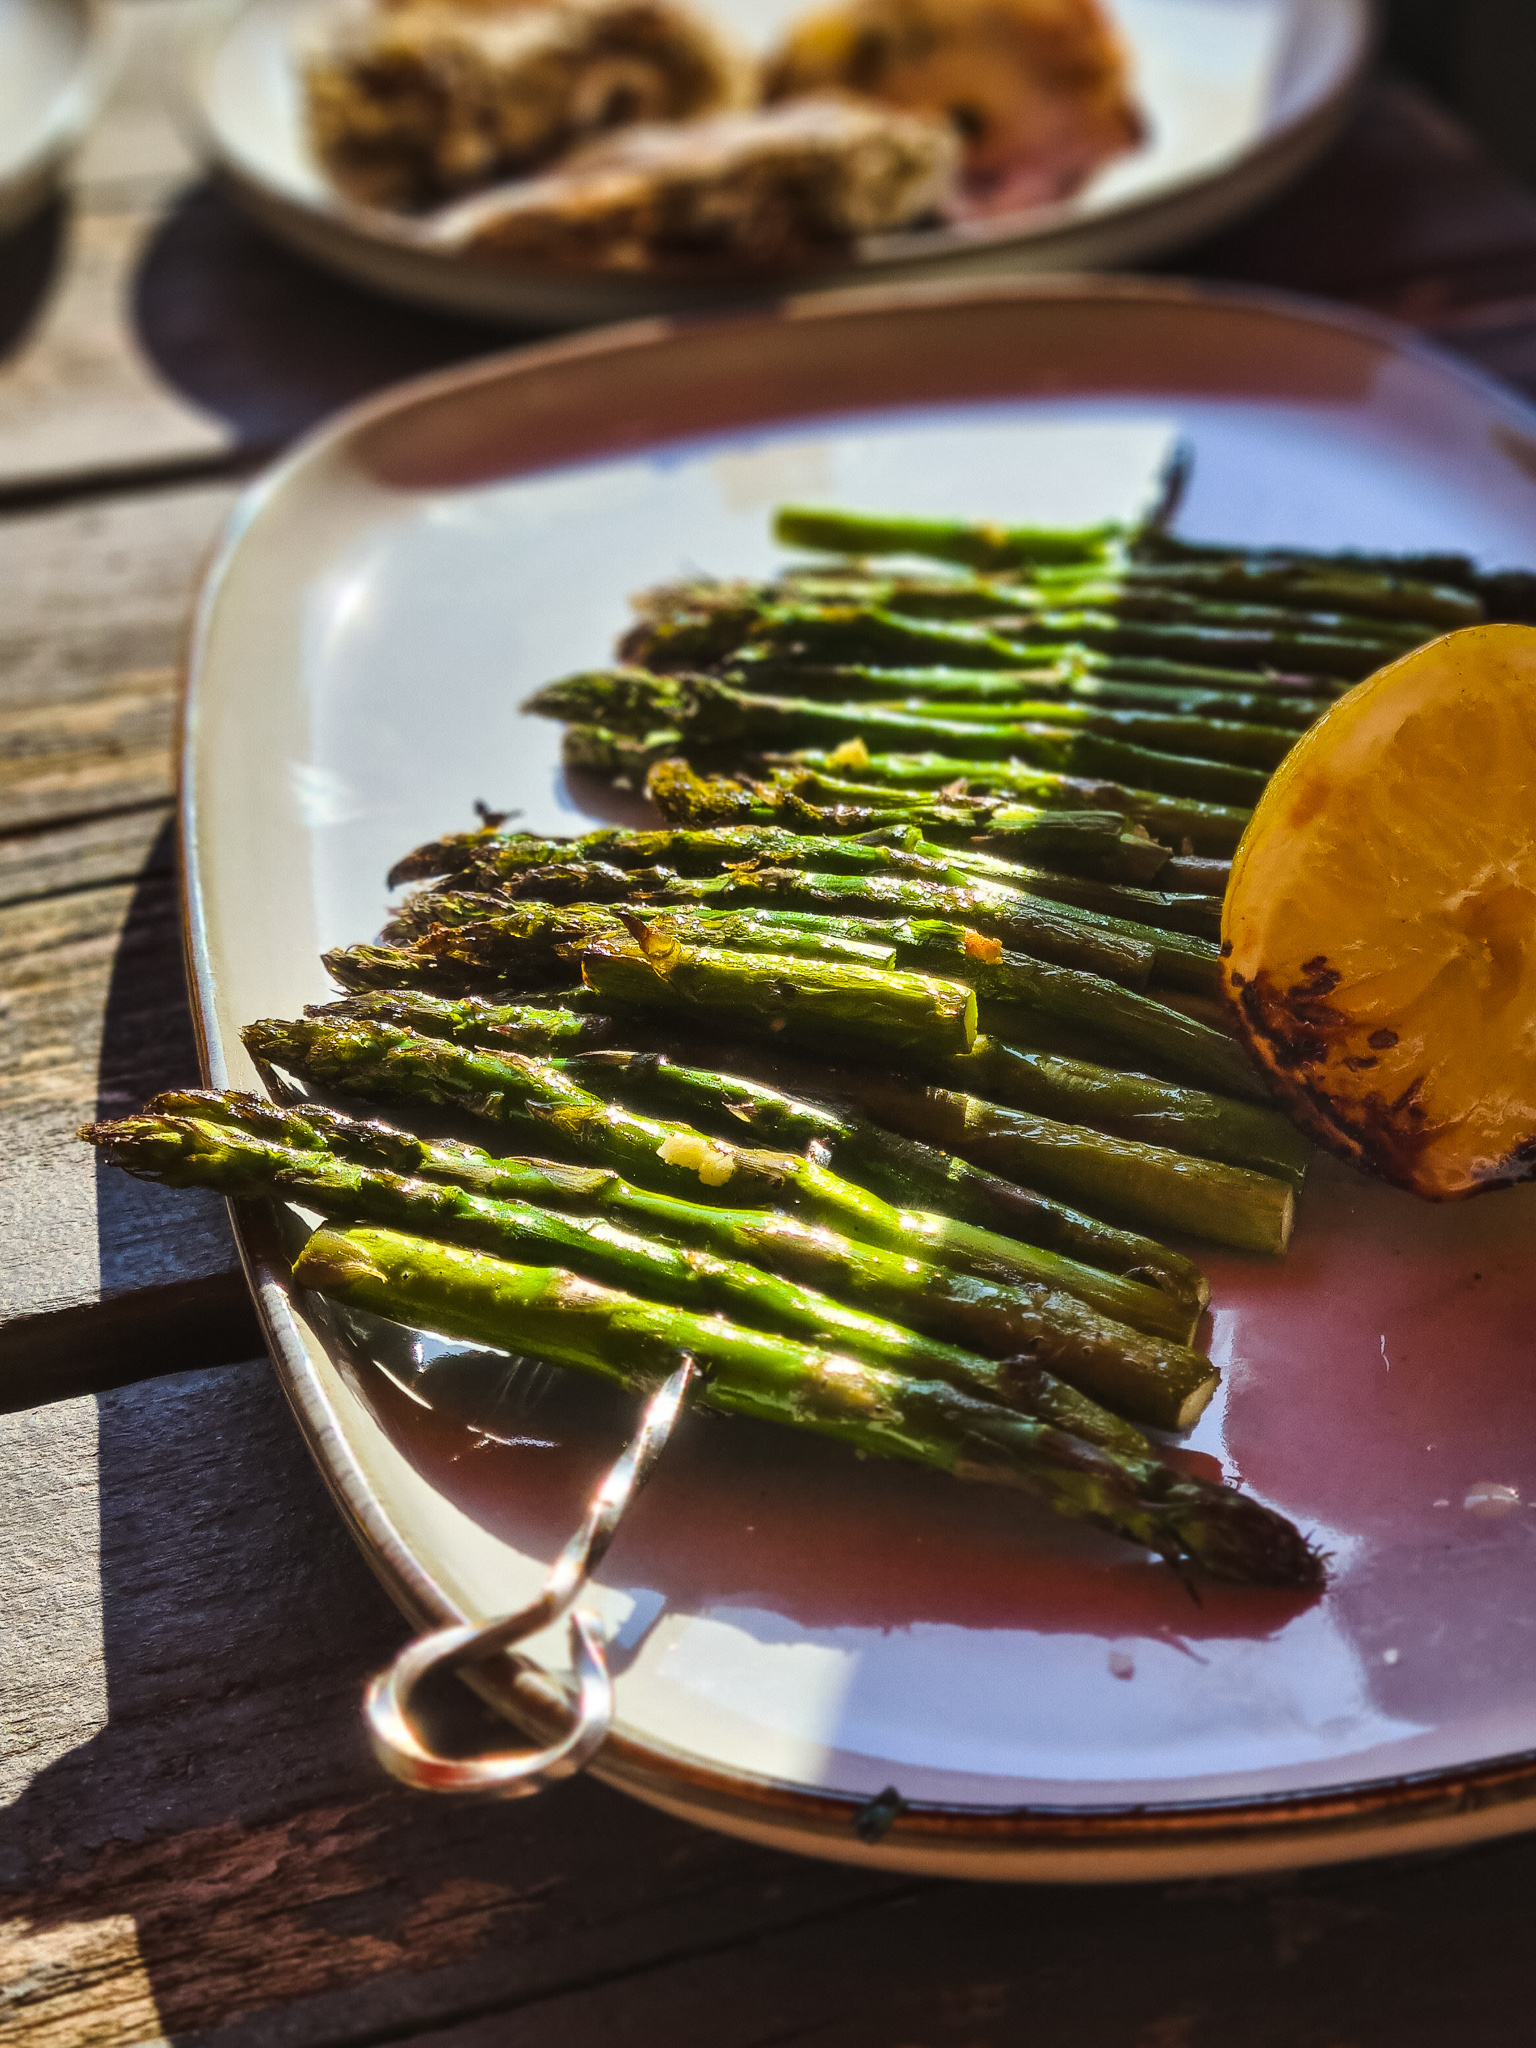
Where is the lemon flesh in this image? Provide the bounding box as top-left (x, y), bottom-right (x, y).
top-left (1222, 622), bottom-right (1536, 1199)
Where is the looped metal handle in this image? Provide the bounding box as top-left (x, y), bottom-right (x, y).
top-left (365, 1357), bottom-right (696, 1796)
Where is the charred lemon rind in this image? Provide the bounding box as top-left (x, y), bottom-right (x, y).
top-left (1222, 621), bottom-right (1536, 1203)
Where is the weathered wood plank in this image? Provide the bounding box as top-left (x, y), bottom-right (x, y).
top-left (411, 1835), bottom-right (1536, 2048)
top-left (0, 857), bottom-right (260, 1403)
top-left (5, 1358), bottom-right (1536, 2048)
top-left (0, 1360), bottom-right (904, 2047)
top-left (0, 481), bottom-right (259, 1399)
top-left (0, 483), bottom-right (236, 718)
top-left (0, 671), bottom-right (176, 833)
top-left (0, 805), bottom-right (171, 912)
top-left (0, 200), bottom-right (231, 496)
top-left (72, 0), bottom-right (203, 209)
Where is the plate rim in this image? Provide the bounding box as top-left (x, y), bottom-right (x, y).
top-left (0, 0), bottom-right (122, 233)
top-left (172, 0), bottom-right (1373, 324)
top-left (181, 272), bottom-right (1536, 1879)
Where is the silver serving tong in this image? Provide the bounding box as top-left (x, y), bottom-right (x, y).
top-left (366, 1356), bottom-right (697, 1796)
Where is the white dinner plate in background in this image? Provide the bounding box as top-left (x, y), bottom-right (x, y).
top-left (0, 0), bottom-right (119, 234)
top-left (181, 0), bottom-right (1371, 325)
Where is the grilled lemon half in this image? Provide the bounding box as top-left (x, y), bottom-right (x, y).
top-left (1222, 622), bottom-right (1536, 1199)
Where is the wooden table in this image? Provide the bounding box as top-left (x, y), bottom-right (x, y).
top-left (8, 21), bottom-right (1536, 2041)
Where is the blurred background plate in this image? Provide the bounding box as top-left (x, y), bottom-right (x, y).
top-left (181, 0), bottom-right (1372, 326)
top-left (0, 0), bottom-right (120, 233)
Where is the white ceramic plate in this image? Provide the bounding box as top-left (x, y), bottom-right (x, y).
top-left (180, 0), bottom-right (1369, 326)
top-left (0, 0), bottom-right (119, 233)
top-left (185, 279), bottom-right (1536, 1879)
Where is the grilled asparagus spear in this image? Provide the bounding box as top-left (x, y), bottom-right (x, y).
top-left (293, 1225), bottom-right (1323, 1587)
top-left (526, 669), bottom-right (1273, 807)
top-left (241, 1014), bottom-right (1203, 1340)
top-left (140, 1088), bottom-right (1214, 1423)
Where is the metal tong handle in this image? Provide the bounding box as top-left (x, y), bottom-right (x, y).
top-left (365, 1357), bottom-right (696, 1796)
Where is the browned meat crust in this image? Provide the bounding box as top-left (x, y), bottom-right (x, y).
top-left (423, 92), bottom-right (960, 270)
top-left (305, 0), bottom-right (754, 209)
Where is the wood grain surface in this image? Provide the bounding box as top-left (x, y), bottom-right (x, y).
top-left (7, 7), bottom-right (1536, 2041)
top-left (5, 1362), bottom-right (1536, 2048)
top-left (0, 482), bottom-right (260, 1404)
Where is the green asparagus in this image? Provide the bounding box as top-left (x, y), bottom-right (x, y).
top-left (527, 669), bottom-right (1273, 807)
top-left (293, 1225), bottom-right (1323, 1586)
top-left (404, 865), bottom-right (1160, 991)
top-left (771, 746), bottom-right (1252, 852)
top-left (943, 1039), bottom-right (1311, 1187)
top-left (554, 1049), bottom-right (1210, 1310)
top-left (142, 1088), bottom-right (1213, 1422)
top-left (832, 1077), bottom-right (1295, 1254)
top-left (241, 1014), bottom-right (1201, 1339)
top-left (573, 933), bottom-right (980, 1061)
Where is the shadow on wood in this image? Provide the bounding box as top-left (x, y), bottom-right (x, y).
top-left (0, 814), bottom-right (261, 1411)
top-left (129, 185), bottom-right (529, 453)
top-left (0, 1359), bottom-right (902, 2043)
top-left (4, 1357), bottom-right (1536, 2043)
top-left (85, 813), bottom-right (262, 1400)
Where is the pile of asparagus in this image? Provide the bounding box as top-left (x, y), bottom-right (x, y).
top-left (90, 503), bottom-right (1515, 1593)
top-left (530, 503), bottom-right (1491, 859)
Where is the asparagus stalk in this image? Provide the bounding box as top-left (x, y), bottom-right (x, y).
top-left (404, 864), bottom-right (1160, 992)
top-left (573, 934), bottom-right (980, 1061)
top-left (622, 603), bottom-right (1038, 676)
top-left (563, 723), bottom-right (681, 778)
top-left (895, 578), bottom-right (1427, 649)
top-left (555, 1049), bottom-right (1210, 1310)
top-left (773, 748), bottom-right (1252, 852)
top-left (773, 505), bottom-right (1125, 569)
top-left (1064, 652), bottom-right (1340, 701)
top-left (621, 587), bottom-right (1403, 686)
top-left (837, 1078), bottom-right (1295, 1255)
top-left (642, 758), bottom-right (1171, 880)
top-left (944, 1039), bottom-right (1311, 1188)
top-left (1134, 529), bottom-right (1492, 590)
top-left (384, 895), bottom-right (907, 977)
top-left (766, 553), bottom-right (1460, 641)
top-left (91, 1104), bottom-right (1176, 1449)
top-left (392, 816), bottom-right (1046, 890)
top-left (1035, 555), bottom-right (1482, 629)
top-left (754, 658), bottom-right (1331, 730)
top-left (764, 567), bottom-right (1422, 652)
top-left (885, 919), bottom-right (1267, 1103)
top-left (144, 1088), bottom-right (1212, 1423)
top-left (293, 1225), bottom-right (1323, 1587)
top-left (631, 865), bottom-right (1218, 995)
top-left (1159, 855), bottom-right (1230, 895)
top-left (772, 505), bottom-right (1478, 631)
top-left (1005, 612), bottom-right (1402, 683)
top-left (311, 989), bottom-right (613, 1053)
top-left (325, 940), bottom-right (527, 995)
top-left (527, 669), bottom-right (1273, 807)
top-left (241, 1015), bottom-right (1201, 1338)
top-left (915, 840), bottom-right (1222, 943)
top-left (855, 694), bottom-right (1300, 771)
